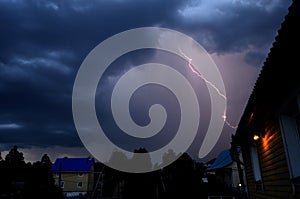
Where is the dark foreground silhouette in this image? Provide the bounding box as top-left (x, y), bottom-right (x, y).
top-left (0, 146), bottom-right (239, 199)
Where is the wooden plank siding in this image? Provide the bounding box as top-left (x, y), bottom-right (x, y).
top-left (242, 117), bottom-right (294, 199)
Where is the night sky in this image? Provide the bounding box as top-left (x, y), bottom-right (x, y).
top-left (0, 0), bottom-right (292, 163)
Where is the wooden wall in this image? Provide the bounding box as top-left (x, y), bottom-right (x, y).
top-left (53, 171), bottom-right (92, 192)
top-left (242, 117), bottom-right (295, 199)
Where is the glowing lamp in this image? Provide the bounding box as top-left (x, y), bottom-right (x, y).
top-left (253, 134), bottom-right (260, 141)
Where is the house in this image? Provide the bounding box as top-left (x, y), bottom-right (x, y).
top-left (231, 0), bottom-right (300, 198)
top-left (51, 157), bottom-right (94, 197)
top-left (206, 148), bottom-right (245, 197)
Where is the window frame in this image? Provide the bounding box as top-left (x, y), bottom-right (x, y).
top-left (77, 181), bottom-right (83, 188)
top-left (250, 142), bottom-right (263, 190)
top-left (279, 114), bottom-right (300, 179)
top-left (60, 181), bottom-right (65, 188)
top-left (250, 143), bottom-right (262, 181)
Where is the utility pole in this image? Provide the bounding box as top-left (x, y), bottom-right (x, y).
top-left (59, 162), bottom-right (62, 189)
top-left (235, 147), bottom-right (247, 198)
top-left (92, 167), bottom-right (105, 199)
top-left (231, 135), bottom-right (247, 199)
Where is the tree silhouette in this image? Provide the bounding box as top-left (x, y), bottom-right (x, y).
top-left (5, 145), bottom-right (25, 166)
top-left (121, 148), bottom-right (156, 199)
top-left (160, 152), bottom-right (204, 198)
top-left (107, 150), bottom-right (130, 171)
top-left (41, 153), bottom-right (52, 169)
top-left (0, 146), bottom-right (63, 199)
top-left (0, 146), bottom-right (27, 197)
top-left (23, 154), bottom-right (63, 199)
top-left (130, 147), bottom-right (152, 172)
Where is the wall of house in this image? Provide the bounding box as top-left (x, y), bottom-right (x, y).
top-left (243, 117), bottom-right (294, 199)
top-left (53, 172), bottom-right (92, 192)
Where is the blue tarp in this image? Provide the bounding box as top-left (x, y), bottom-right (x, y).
top-left (207, 147), bottom-right (240, 171)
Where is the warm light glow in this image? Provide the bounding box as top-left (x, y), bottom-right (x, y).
top-left (262, 130), bottom-right (274, 155)
top-left (247, 112), bottom-right (254, 126)
top-left (253, 134), bottom-right (260, 141)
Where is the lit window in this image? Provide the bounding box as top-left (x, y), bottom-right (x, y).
top-left (77, 182), bottom-right (83, 188)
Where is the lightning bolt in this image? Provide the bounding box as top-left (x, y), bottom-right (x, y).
top-left (179, 49), bottom-right (237, 129)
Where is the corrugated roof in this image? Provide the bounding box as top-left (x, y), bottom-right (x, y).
top-left (234, 0), bottom-right (299, 142)
top-left (51, 157), bottom-right (94, 172)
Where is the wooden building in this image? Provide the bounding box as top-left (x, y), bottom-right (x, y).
top-left (231, 0), bottom-right (300, 198)
top-left (51, 157), bottom-right (94, 197)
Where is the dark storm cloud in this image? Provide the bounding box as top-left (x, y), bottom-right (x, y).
top-left (244, 50), bottom-right (266, 67)
top-left (178, 0), bottom-right (292, 54)
top-left (0, 0), bottom-right (185, 63)
top-left (0, 54), bottom-right (79, 147)
top-left (0, 0), bottom-right (186, 149)
top-left (0, 0), bottom-right (292, 152)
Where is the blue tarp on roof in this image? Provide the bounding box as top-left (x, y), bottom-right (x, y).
top-left (207, 149), bottom-right (232, 171)
top-left (51, 158), bottom-right (94, 172)
top-left (207, 147), bottom-right (240, 171)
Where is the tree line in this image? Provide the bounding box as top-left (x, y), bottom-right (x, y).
top-left (0, 146), bottom-right (63, 199)
top-left (0, 146), bottom-right (232, 199)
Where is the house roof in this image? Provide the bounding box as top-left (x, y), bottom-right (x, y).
top-left (234, 0), bottom-right (300, 142)
top-left (207, 149), bottom-right (231, 171)
top-left (208, 149), bottom-right (232, 170)
top-left (51, 157), bottom-right (94, 172)
top-left (207, 147), bottom-right (241, 171)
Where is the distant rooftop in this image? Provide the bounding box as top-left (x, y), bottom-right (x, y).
top-left (207, 147), bottom-right (240, 171)
top-left (51, 157), bottom-right (94, 172)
